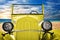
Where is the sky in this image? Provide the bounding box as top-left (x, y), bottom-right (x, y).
top-left (0, 0), bottom-right (60, 21)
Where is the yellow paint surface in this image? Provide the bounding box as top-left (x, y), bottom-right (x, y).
top-left (12, 15), bottom-right (43, 40)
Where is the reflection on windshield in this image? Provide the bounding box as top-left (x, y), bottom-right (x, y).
top-left (13, 5), bottom-right (42, 14)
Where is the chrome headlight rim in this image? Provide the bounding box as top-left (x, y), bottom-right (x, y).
top-left (41, 21), bottom-right (52, 31)
top-left (2, 22), bottom-right (14, 32)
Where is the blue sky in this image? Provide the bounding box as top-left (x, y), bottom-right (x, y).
top-left (45, 0), bottom-right (60, 21)
top-left (0, 0), bottom-right (60, 21)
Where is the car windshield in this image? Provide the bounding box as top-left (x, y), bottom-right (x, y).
top-left (12, 4), bottom-right (42, 14)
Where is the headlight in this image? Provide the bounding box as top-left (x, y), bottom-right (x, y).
top-left (41, 21), bottom-right (52, 31)
top-left (2, 22), bottom-right (14, 32)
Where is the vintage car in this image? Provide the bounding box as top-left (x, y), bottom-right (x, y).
top-left (0, 4), bottom-right (60, 40)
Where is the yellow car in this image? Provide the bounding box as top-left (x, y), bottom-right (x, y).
top-left (1, 4), bottom-right (60, 40)
top-left (11, 4), bottom-right (44, 40)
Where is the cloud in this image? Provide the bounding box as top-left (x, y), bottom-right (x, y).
top-left (13, 5), bottom-right (42, 14)
top-left (0, 0), bottom-right (5, 2)
top-left (22, 0), bottom-right (28, 3)
top-left (0, 0), bottom-right (30, 19)
top-left (44, 8), bottom-right (60, 20)
top-left (0, 0), bottom-right (60, 20)
top-left (0, 0), bottom-right (28, 9)
top-left (0, 0), bottom-right (42, 19)
top-left (0, 5), bottom-right (11, 19)
top-left (44, 1), bottom-right (60, 20)
top-left (46, 2), bottom-right (60, 5)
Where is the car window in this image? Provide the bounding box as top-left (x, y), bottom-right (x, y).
top-left (12, 4), bottom-right (42, 14)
